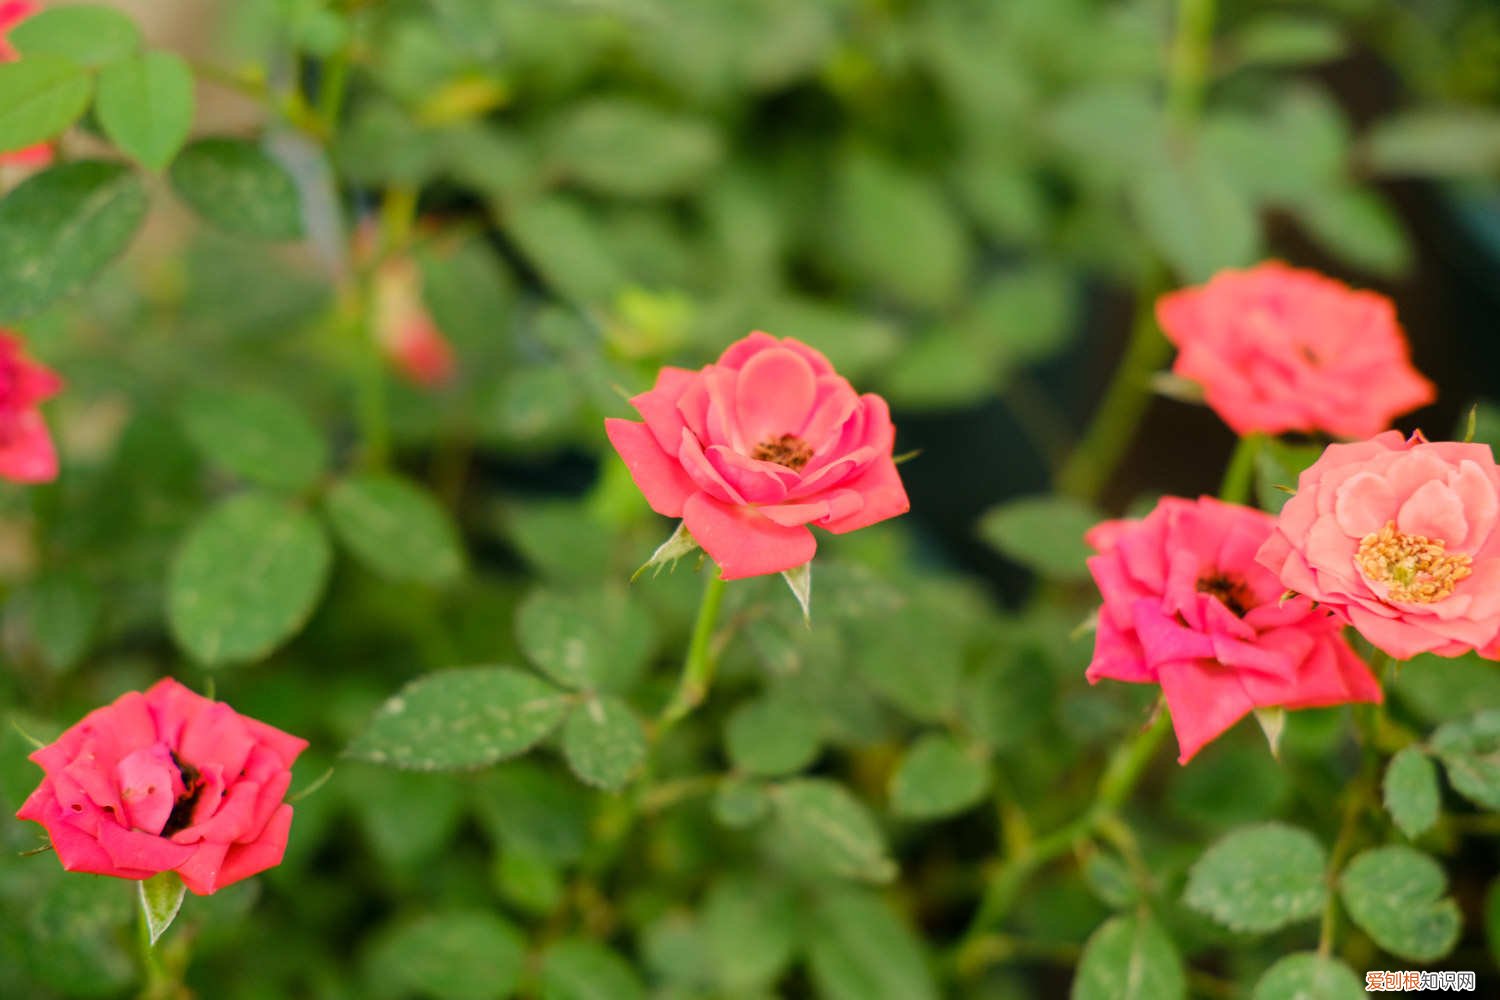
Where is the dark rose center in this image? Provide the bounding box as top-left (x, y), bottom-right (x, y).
top-left (161, 751), bottom-right (203, 837)
top-left (751, 433), bottom-right (813, 471)
top-left (1197, 572), bottom-right (1253, 618)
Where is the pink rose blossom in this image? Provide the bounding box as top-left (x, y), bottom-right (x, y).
top-left (605, 331), bottom-right (910, 579)
top-left (0, 330), bottom-right (62, 483)
top-left (0, 2), bottom-right (55, 171)
top-left (1156, 262), bottom-right (1434, 439)
top-left (1257, 431), bottom-right (1500, 660)
top-left (372, 255), bottom-right (456, 387)
top-left (17, 678), bottom-right (308, 895)
top-left (1087, 496), bottom-right (1381, 763)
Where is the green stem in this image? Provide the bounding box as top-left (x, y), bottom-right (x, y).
top-left (955, 707), bottom-right (1172, 976)
top-left (1167, 0), bottom-right (1218, 127)
top-left (656, 572), bottom-right (728, 732)
top-left (1218, 433), bottom-right (1265, 506)
top-left (135, 898), bottom-right (172, 1000)
top-left (1056, 278), bottom-right (1172, 502)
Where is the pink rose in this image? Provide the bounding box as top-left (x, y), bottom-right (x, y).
top-left (372, 255), bottom-right (455, 387)
top-left (16, 678), bottom-right (308, 895)
top-left (1087, 496), bottom-right (1381, 763)
top-left (605, 331), bottom-right (910, 579)
top-left (1257, 430), bottom-right (1500, 660)
top-left (0, 330), bottom-right (62, 483)
top-left (1156, 262), bottom-right (1434, 439)
top-left (0, 2), bottom-right (55, 170)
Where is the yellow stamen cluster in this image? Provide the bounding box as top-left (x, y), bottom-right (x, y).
top-left (752, 433), bottom-right (813, 471)
top-left (1355, 521), bottom-right (1472, 604)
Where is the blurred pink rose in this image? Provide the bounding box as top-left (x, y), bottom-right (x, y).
top-left (1257, 431), bottom-right (1500, 660)
top-left (372, 255), bottom-right (455, 387)
top-left (0, 330), bottom-right (62, 483)
top-left (1087, 496), bottom-right (1381, 763)
top-left (0, 1), bottom-right (55, 170)
top-left (1157, 262), bottom-right (1433, 439)
top-left (605, 331), bottom-right (910, 579)
top-left (17, 678), bottom-right (308, 895)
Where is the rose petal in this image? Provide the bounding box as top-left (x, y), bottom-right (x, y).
top-left (682, 492), bottom-right (816, 580)
top-left (604, 418), bottom-right (698, 517)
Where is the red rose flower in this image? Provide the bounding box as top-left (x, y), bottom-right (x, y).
top-left (17, 678), bottom-right (307, 895)
top-left (1156, 262), bottom-right (1433, 439)
top-left (605, 331), bottom-right (910, 579)
top-left (0, 330), bottom-right (62, 483)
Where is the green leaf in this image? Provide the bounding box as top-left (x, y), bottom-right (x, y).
top-left (347, 667), bottom-right (571, 771)
top-left (1255, 439), bottom-right (1324, 515)
top-left (978, 494), bottom-right (1101, 582)
top-left (0, 160), bottom-right (146, 321)
top-left (1383, 746), bottom-right (1440, 840)
top-left (1182, 822), bottom-right (1327, 933)
top-left (702, 876), bottom-right (799, 993)
top-left (1071, 913), bottom-right (1185, 1000)
top-left (889, 733), bottom-right (990, 820)
top-left (324, 474), bottom-right (465, 586)
top-left (831, 148), bottom-right (969, 310)
top-left (1083, 852), bottom-right (1140, 909)
top-left (1290, 186), bottom-right (1411, 279)
top-left (771, 778), bottom-right (895, 883)
top-left (137, 872), bottom-right (185, 947)
top-left (544, 97), bottom-right (723, 197)
top-left (1393, 651), bottom-right (1500, 724)
top-left (95, 51), bottom-right (195, 170)
top-left (713, 777), bottom-right (770, 829)
top-left (515, 585), bottom-right (656, 692)
top-left (725, 693), bottom-right (821, 777)
top-left (169, 138), bottom-right (304, 239)
top-left (1431, 709), bottom-right (1500, 810)
top-left (168, 493), bottom-right (332, 666)
top-left (1251, 953), bottom-right (1364, 1000)
top-left (1338, 845), bottom-right (1461, 962)
top-left (0, 55), bottom-right (92, 153)
top-left (503, 195), bottom-right (626, 304)
top-left (1365, 109), bottom-right (1500, 178)
top-left (1130, 145), bottom-right (1259, 283)
top-left (9, 5), bottom-right (142, 68)
top-left (10, 570), bottom-right (101, 673)
top-left (178, 387), bottom-right (328, 493)
top-left (560, 695), bottom-right (646, 791)
top-left (807, 888), bottom-right (939, 1000)
top-left (364, 910), bottom-right (527, 1000)
top-left (1231, 16), bottom-right (1346, 68)
top-left (539, 938), bottom-right (646, 1000)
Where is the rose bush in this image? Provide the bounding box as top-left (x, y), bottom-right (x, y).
top-left (605, 331), bottom-right (910, 578)
top-left (16, 678), bottom-right (306, 895)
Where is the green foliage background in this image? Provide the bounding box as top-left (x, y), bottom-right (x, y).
top-left (2, 0), bottom-right (1500, 997)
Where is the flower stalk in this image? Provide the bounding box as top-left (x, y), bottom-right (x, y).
top-left (657, 571), bottom-right (728, 732)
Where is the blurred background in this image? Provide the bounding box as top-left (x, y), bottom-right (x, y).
top-left (2, 0), bottom-right (1500, 997)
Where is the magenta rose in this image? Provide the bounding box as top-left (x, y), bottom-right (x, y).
top-left (604, 331), bottom-right (910, 579)
top-left (16, 678), bottom-right (307, 895)
top-left (1086, 496), bottom-right (1381, 762)
top-left (1257, 430), bottom-right (1500, 660)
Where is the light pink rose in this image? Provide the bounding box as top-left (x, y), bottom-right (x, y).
top-left (1157, 262), bottom-right (1434, 439)
top-left (16, 678), bottom-right (308, 895)
top-left (0, 330), bottom-right (62, 483)
top-left (1087, 496), bottom-right (1381, 763)
top-left (1257, 430), bottom-right (1500, 660)
top-left (605, 331), bottom-right (910, 579)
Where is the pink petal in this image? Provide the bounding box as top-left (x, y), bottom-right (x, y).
top-left (97, 818), bottom-right (194, 872)
top-left (604, 418), bottom-right (697, 517)
top-left (705, 445), bottom-right (795, 504)
top-left (733, 348), bottom-right (817, 446)
top-left (1396, 479), bottom-right (1469, 548)
top-left (116, 744), bottom-right (178, 835)
top-left (240, 717), bottom-right (309, 768)
top-left (174, 842), bottom-right (230, 895)
top-left (629, 366), bottom-right (696, 454)
top-left (759, 490), bottom-right (863, 528)
top-left (1157, 659), bottom-right (1254, 764)
top-left (816, 457), bottom-right (909, 534)
top-left (179, 704), bottom-right (256, 780)
top-left (1334, 472), bottom-right (1397, 539)
top-left (682, 492), bottom-right (816, 580)
top-left (0, 410), bottom-right (58, 482)
top-left (215, 804), bottom-right (294, 889)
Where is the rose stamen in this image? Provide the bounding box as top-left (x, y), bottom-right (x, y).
top-left (1355, 520), bottom-right (1472, 604)
top-left (1197, 572), bottom-right (1253, 617)
top-left (751, 433), bottom-right (813, 471)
